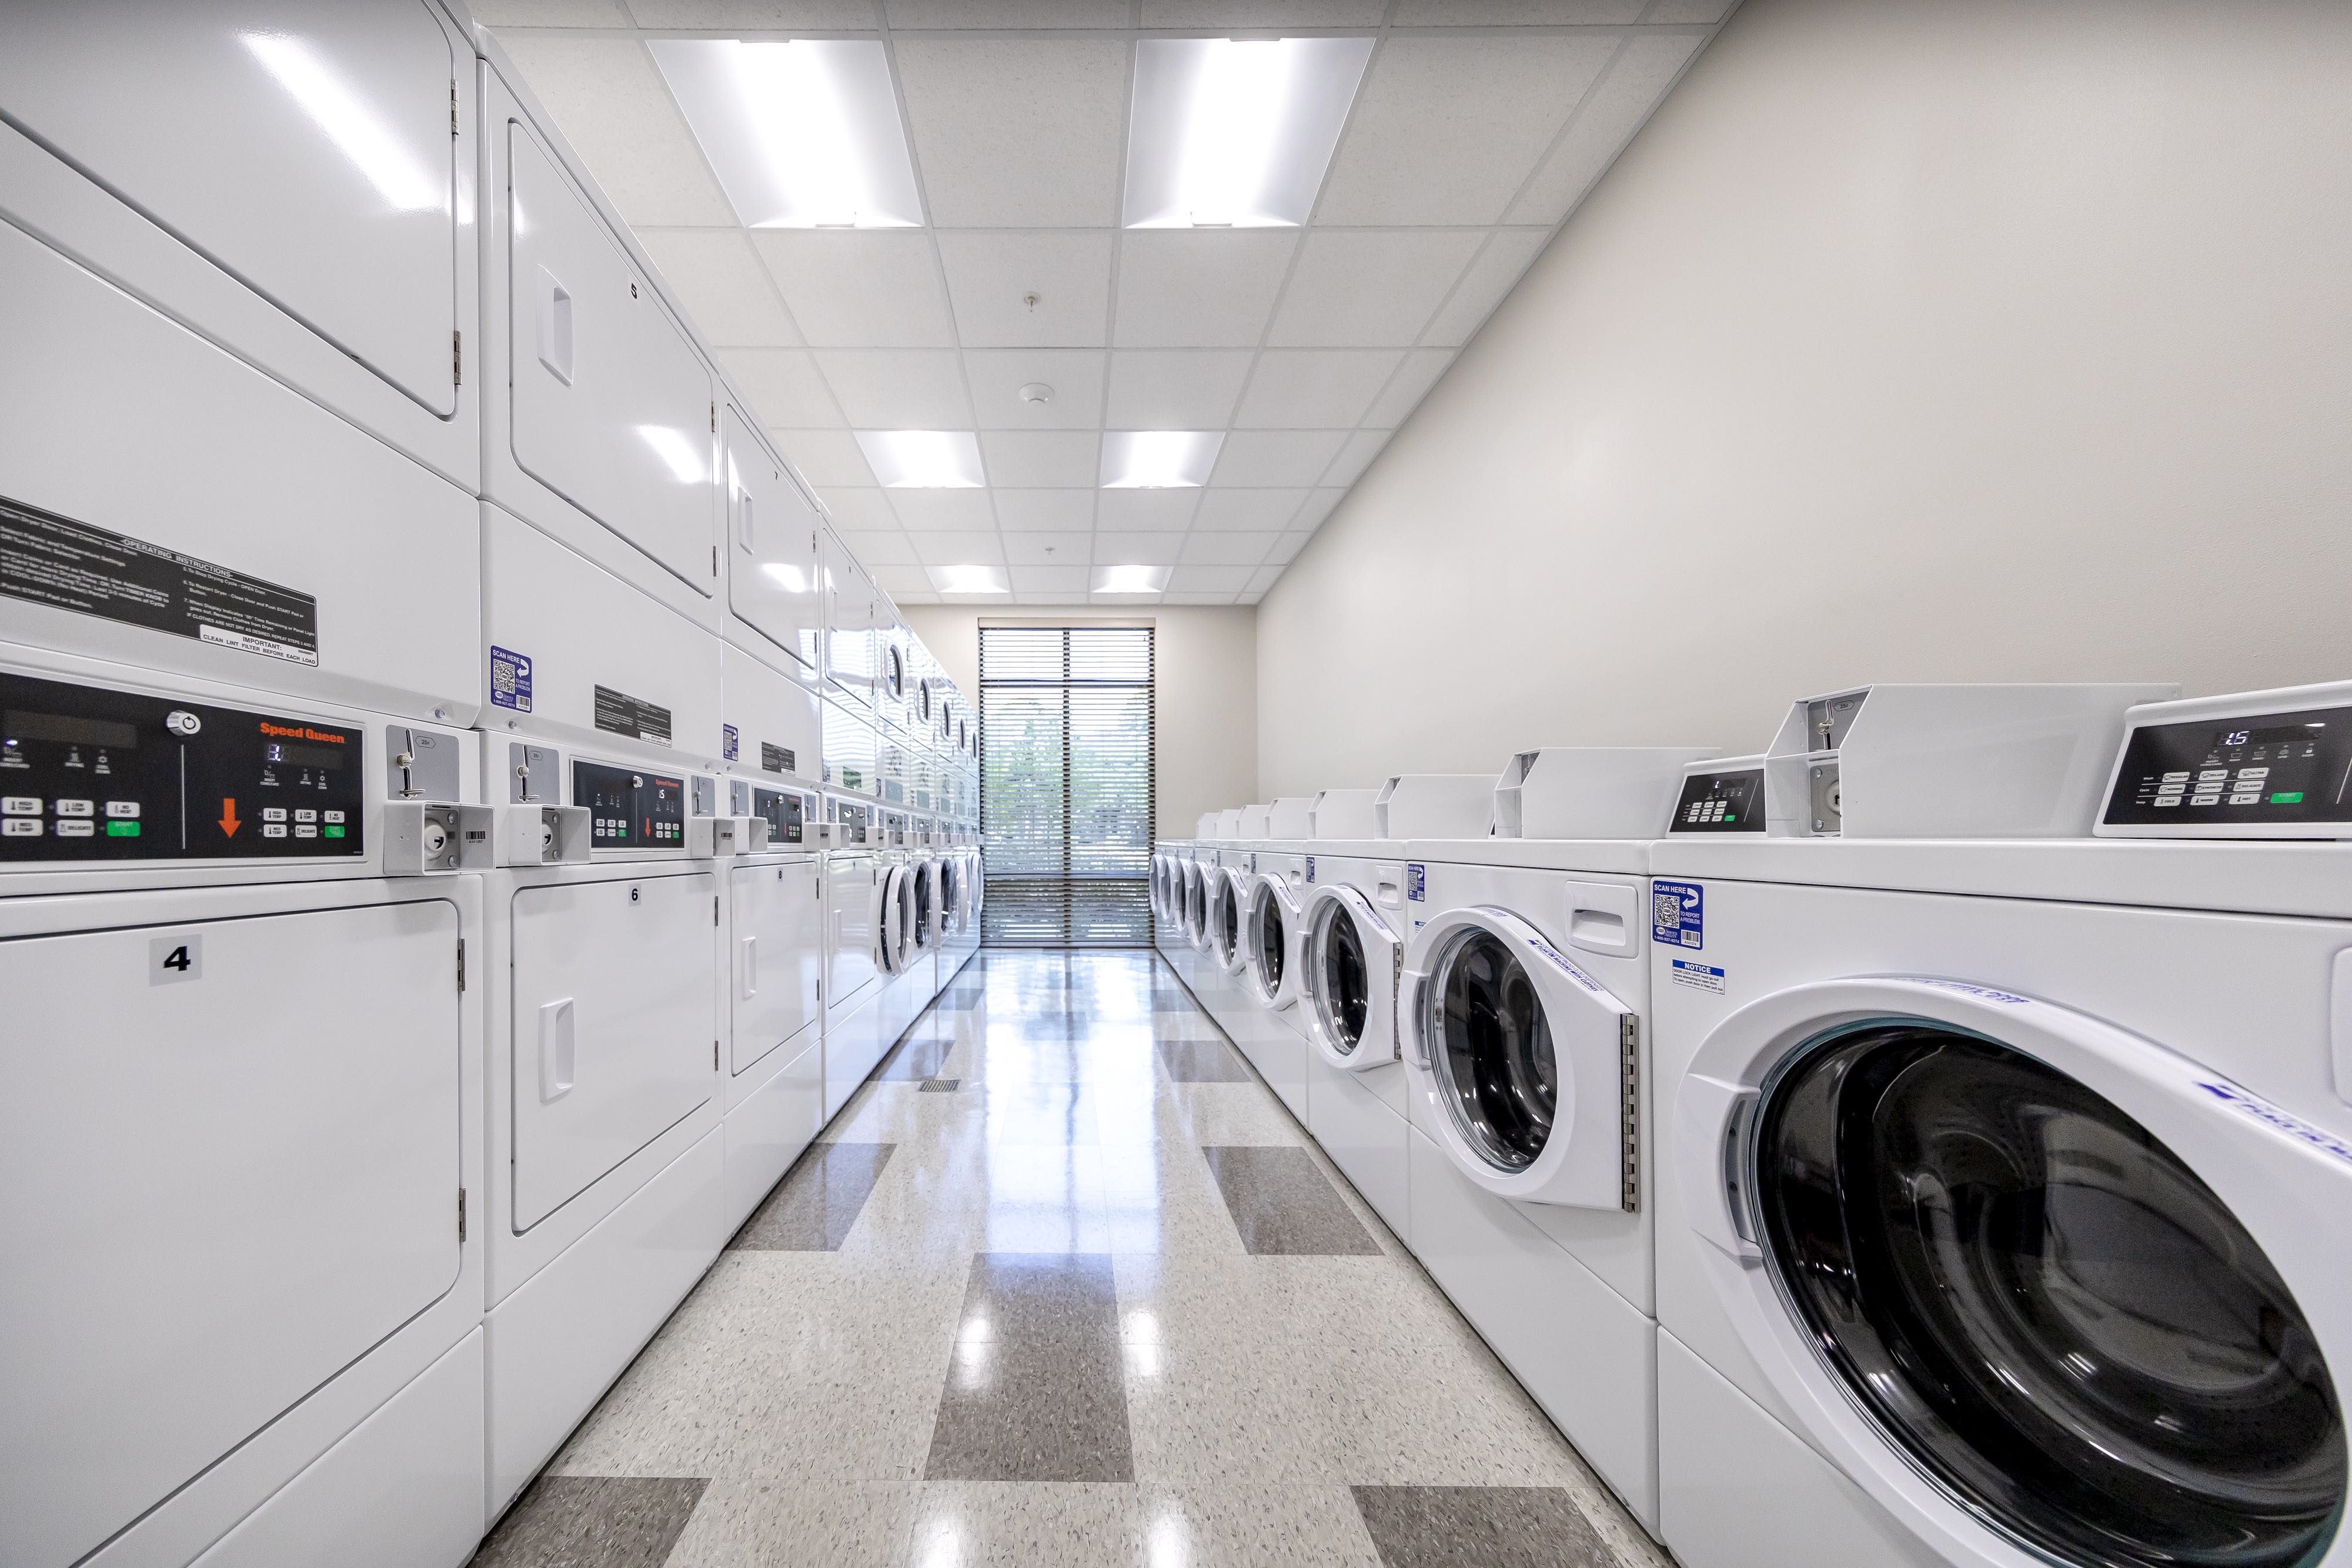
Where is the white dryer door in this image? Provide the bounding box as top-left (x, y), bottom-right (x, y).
top-left (1401, 904), bottom-right (1633, 1210)
top-left (876, 864), bottom-right (910, 974)
top-left (0, 897), bottom-right (460, 1568)
top-left (723, 405), bottom-right (823, 675)
top-left (1674, 976), bottom-right (2352, 1568)
top-left (1301, 884), bottom-right (1401, 1072)
top-left (730, 858), bottom-right (821, 1076)
top-left (510, 872), bottom-right (716, 1229)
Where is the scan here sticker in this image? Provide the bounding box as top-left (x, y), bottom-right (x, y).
top-left (1652, 879), bottom-right (1703, 949)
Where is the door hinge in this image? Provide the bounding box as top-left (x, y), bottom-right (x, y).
top-left (714, 1038), bottom-right (720, 1071)
top-left (1620, 1012), bottom-right (1641, 1214)
top-left (450, 81), bottom-right (459, 138)
top-left (711, 544), bottom-right (718, 576)
top-left (456, 938), bottom-right (466, 992)
top-left (714, 895), bottom-right (720, 926)
top-left (453, 330), bottom-right (462, 386)
top-left (710, 402), bottom-right (717, 432)
top-left (457, 1188), bottom-right (467, 1242)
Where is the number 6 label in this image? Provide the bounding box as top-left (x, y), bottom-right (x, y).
top-left (150, 934), bottom-right (203, 985)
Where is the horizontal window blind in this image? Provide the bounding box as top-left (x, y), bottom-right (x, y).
top-left (980, 626), bottom-right (1154, 947)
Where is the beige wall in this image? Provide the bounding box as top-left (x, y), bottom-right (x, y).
top-left (901, 606), bottom-right (1258, 841)
top-left (1257, 0), bottom-right (2352, 798)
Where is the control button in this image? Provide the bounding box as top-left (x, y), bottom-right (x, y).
top-left (294, 808), bottom-right (318, 823)
top-left (263, 823), bottom-right (288, 838)
top-left (2197, 769), bottom-right (2229, 781)
top-left (105, 801), bottom-right (139, 818)
top-left (2229, 794), bottom-right (2262, 806)
top-left (105, 821), bottom-right (139, 837)
top-left (2153, 797), bottom-right (2181, 808)
top-left (2, 797), bottom-right (37, 815)
top-left (2238, 767), bottom-right (2269, 781)
top-left (165, 710), bottom-right (202, 736)
top-left (323, 810), bottom-right (346, 824)
top-left (2273, 791), bottom-right (2306, 804)
top-left (295, 824), bottom-right (318, 838)
top-left (2161, 771), bottom-right (2191, 783)
top-left (2157, 781), bottom-right (2186, 795)
top-left (54, 798), bottom-right (93, 817)
top-left (263, 807), bottom-right (288, 823)
top-left (2191, 794), bottom-right (2222, 807)
top-left (3, 818), bottom-right (40, 835)
top-left (55, 820), bottom-right (93, 837)
top-left (323, 824), bottom-right (346, 839)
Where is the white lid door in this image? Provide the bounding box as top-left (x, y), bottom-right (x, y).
top-left (1301, 883), bottom-right (1401, 1072)
top-left (723, 408), bottom-right (824, 674)
top-left (730, 858), bottom-right (820, 1077)
top-left (1242, 872), bottom-right (1306, 1011)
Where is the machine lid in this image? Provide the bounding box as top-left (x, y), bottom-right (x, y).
top-left (1753, 1022), bottom-right (2346, 1568)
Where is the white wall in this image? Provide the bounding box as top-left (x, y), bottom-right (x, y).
top-left (901, 606), bottom-right (1258, 841)
top-left (1257, 0), bottom-right (2352, 798)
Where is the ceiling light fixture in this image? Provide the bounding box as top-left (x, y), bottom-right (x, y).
top-left (1093, 564), bottom-right (1170, 594)
top-left (855, 430), bottom-right (985, 489)
top-left (245, 33), bottom-right (444, 213)
top-left (649, 39), bottom-right (923, 229)
top-left (1100, 431), bottom-right (1222, 490)
top-left (1122, 36), bottom-right (1374, 229)
top-left (934, 564), bottom-right (1010, 594)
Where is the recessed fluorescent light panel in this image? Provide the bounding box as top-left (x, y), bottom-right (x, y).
top-left (932, 565), bottom-right (1009, 594)
top-left (649, 39), bottom-right (923, 229)
top-left (1100, 431), bottom-right (1222, 489)
top-left (856, 430), bottom-right (985, 489)
top-left (1122, 36), bottom-right (1374, 229)
top-left (1093, 564), bottom-right (1170, 594)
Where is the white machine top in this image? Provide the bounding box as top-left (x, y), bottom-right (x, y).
top-left (1494, 745), bottom-right (1718, 840)
top-left (1404, 837), bottom-right (1653, 875)
top-left (1266, 797), bottom-right (1315, 838)
top-left (1374, 774), bottom-right (1495, 838)
top-left (1234, 803), bottom-right (1273, 838)
top-left (1311, 788), bottom-right (1380, 839)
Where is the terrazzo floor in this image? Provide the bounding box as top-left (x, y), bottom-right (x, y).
top-left (472, 949), bottom-right (1668, 1568)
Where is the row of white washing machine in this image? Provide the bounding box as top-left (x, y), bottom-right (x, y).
top-left (1156, 680), bottom-right (2352, 1568)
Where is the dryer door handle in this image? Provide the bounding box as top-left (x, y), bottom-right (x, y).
top-left (741, 935), bottom-right (758, 998)
top-left (539, 998), bottom-right (576, 1101)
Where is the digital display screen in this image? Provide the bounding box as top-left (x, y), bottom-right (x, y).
top-left (1669, 768), bottom-right (1766, 834)
top-left (5, 710), bottom-right (137, 749)
top-left (2103, 705), bottom-right (2352, 831)
top-left (263, 739), bottom-right (344, 770)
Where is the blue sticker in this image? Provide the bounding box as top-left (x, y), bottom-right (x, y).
top-left (2200, 1081), bottom-right (2352, 1169)
top-left (1305, 855), bottom-right (1317, 884)
top-left (1669, 959), bottom-right (1726, 995)
top-left (489, 645), bottom-right (532, 713)
top-left (1652, 879), bottom-right (1703, 948)
top-left (723, 723), bottom-right (740, 761)
top-left (1406, 862), bottom-right (1426, 902)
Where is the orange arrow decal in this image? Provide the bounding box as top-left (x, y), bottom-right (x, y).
top-left (219, 798), bottom-right (240, 837)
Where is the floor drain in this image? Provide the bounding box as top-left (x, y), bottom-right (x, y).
top-left (918, 1078), bottom-right (961, 1092)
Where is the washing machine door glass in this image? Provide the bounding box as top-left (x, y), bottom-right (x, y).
top-left (1215, 877), bottom-right (1241, 964)
top-left (913, 864), bottom-right (933, 948)
top-left (1314, 903), bottom-right (1369, 1051)
top-left (1186, 869), bottom-right (1207, 944)
top-left (1251, 885), bottom-right (1286, 999)
top-left (1754, 1024), bottom-right (2346, 1568)
top-left (1426, 926), bottom-right (1555, 1171)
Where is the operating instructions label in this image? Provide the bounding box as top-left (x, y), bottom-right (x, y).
top-left (593, 684), bottom-right (672, 745)
top-left (761, 742), bottom-right (796, 774)
top-left (0, 494), bottom-right (319, 666)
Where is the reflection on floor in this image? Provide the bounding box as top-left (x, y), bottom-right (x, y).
top-left (473, 950), bottom-right (1666, 1568)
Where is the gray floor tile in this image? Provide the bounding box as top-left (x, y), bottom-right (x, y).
top-left (659, 1480), bottom-right (917, 1567)
top-left (1349, 1485), bottom-right (1612, 1568)
top-left (1157, 1036), bottom-right (1253, 1082)
top-left (1135, 1483), bottom-right (1384, 1567)
top-left (1202, 1146), bottom-right (1382, 1256)
top-left (925, 1253), bottom-right (1135, 1483)
top-left (731, 1142), bottom-right (896, 1251)
top-left (878, 1034), bottom-right (956, 1079)
top-left (469, 1476), bottom-right (705, 1567)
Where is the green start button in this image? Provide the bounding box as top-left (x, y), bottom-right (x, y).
top-left (105, 821), bottom-right (140, 837)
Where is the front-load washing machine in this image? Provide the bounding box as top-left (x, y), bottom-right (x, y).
top-left (1237, 798), bottom-right (1319, 1022)
top-left (0, 652), bottom-right (492, 1568)
top-left (1295, 777), bottom-right (1495, 1236)
top-left (820, 793), bottom-right (892, 1120)
top-left (1396, 747), bottom-right (1717, 1532)
top-left (719, 772), bottom-right (824, 1233)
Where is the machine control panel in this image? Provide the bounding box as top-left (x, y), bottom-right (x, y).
top-left (831, 797), bottom-right (873, 844)
top-left (1, 671), bottom-right (363, 861)
top-left (1668, 766), bottom-right (1765, 834)
top-left (2102, 702), bottom-right (2352, 833)
top-left (754, 786), bottom-right (807, 845)
top-left (573, 760), bottom-right (686, 850)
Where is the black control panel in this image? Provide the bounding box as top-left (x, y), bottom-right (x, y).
top-left (2102, 705), bottom-right (2352, 830)
top-left (1668, 767), bottom-right (1766, 834)
top-left (754, 786), bottom-right (806, 845)
top-left (832, 797), bottom-right (873, 844)
top-left (574, 760), bottom-right (686, 850)
top-left (1, 671), bottom-right (363, 861)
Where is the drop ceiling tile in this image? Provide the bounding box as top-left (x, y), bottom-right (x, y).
top-left (1113, 231), bottom-right (1298, 349)
top-left (1420, 230), bottom-right (1552, 347)
top-left (814, 350), bottom-right (972, 427)
top-left (1364, 347), bottom-right (1455, 426)
top-left (889, 491), bottom-right (998, 530)
top-left (843, 528), bottom-right (920, 564)
top-left (1319, 430), bottom-right (1391, 487)
top-left (1001, 531), bottom-right (1096, 565)
top-left (718, 349), bottom-right (841, 427)
top-left (894, 38), bottom-right (1130, 228)
top-left (475, 0), bottom-right (628, 21)
top-left (908, 530), bottom-right (1008, 566)
top-left (1508, 33), bottom-right (1705, 225)
top-left (1161, 591), bottom-right (1238, 604)
top-left (1140, 1), bottom-right (1385, 21)
top-left (993, 489), bottom-right (1098, 530)
top-left (1392, 0), bottom-right (1643, 21)
top-left (1234, 352), bottom-right (1402, 430)
top-left (495, 36), bottom-right (734, 228)
top-left (1009, 563), bottom-right (1094, 594)
top-left (1244, 565), bottom-right (1285, 593)
top-left (868, 563), bottom-right (935, 596)
top-left (1316, 36), bottom-right (1617, 226)
top-left (636, 230), bottom-right (800, 349)
top-left (1095, 490), bottom-right (1202, 531)
top-left (1192, 489), bottom-right (1308, 531)
top-left (1267, 230), bottom-right (1486, 349)
top-left (1178, 534), bottom-right (1275, 567)
top-left (1091, 591), bottom-right (1164, 605)
top-left (1090, 531), bottom-right (1187, 566)
top-left (1264, 530), bottom-right (1314, 565)
top-left (1291, 488), bottom-right (1348, 529)
top-left (887, 0), bottom-right (1131, 22)
top-left (624, 0), bottom-right (873, 21)
top-left (815, 488), bottom-right (900, 531)
top-left (965, 350), bottom-right (1108, 430)
top-left (980, 431), bottom-right (1101, 489)
top-left (1167, 566), bottom-right (1254, 593)
top-left (1211, 431), bottom-right (1350, 487)
top-left (770, 429), bottom-right (875, 489)
top-left (936, 232), bottom-right (1114, 348)
top-left (752, 232), bottom-right (956, 349)
top-left (1648, 0), bottom-right (1735, 18)
top-left (1102, 350), bottom-right (1255, 429)
top-left (896, 589), bottom-right (946, 604)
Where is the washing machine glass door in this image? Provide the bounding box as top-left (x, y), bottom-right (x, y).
top-left (940, 858), bottom-right (962, 934)
top-left (1185, 864), bottom-right (1209, 948)
top-left (912, 861), bottom-right (934, 950)
top-left (1304, 885), bottom-right (1398, 1070)
top-left (1752, 1018), bottom-right (2346, 1568)
top-left (1212, 870), bottom-right (1247, 973)
top-left (1244, 875), bottom-right (1300, 1008)
top-left (876, 864), bottom-right (910, 974)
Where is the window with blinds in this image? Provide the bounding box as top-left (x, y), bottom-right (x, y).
top-left (980, 625), bottom-right (1154, 946)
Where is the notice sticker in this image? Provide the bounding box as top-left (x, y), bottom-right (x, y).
top-left (1669, 959), bottom-right (1726, 995)
top-left (594, 684), bottom-right (672, 745)
top-left (723, 724), bottom-right (739, 761)
top-left (1406, 862), bottom-right (1426, 902)
top-left (490, 646), bottom-right (533, 713)
top-left (761, 742), bottom-right (796, 774)
top-left (2, 493), bottom-right (319, 666)
top-left (1652, 879), bottom-right (1704, 948)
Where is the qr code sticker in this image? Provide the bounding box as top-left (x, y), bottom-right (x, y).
top-left (1653, 891), bottom-right (1681, 930)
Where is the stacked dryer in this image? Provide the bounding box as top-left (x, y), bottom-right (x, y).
top-left (0, 6), bottom-right (495, 1563)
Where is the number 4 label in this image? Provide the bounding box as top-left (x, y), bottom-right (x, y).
top-left (150, 934), bottom-right (203, 985)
